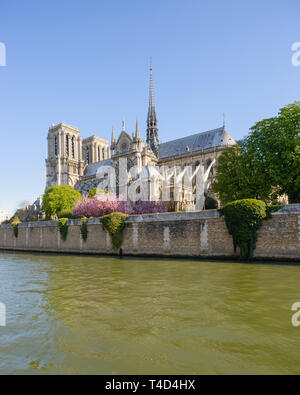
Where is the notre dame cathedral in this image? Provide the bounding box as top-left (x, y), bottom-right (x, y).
top-left (46, 68), bottom-right (236, 210)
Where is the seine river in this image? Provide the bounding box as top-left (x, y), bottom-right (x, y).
top-left (0, 252), bottom-right (300, 375)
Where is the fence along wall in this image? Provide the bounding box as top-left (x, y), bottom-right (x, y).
top-left (0, 205), bottom-right (299, 261)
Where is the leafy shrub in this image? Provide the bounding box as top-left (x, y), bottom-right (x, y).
top-left (219, 199), bottom-right (267, 260)
top-left (42, 185), bottom-right (82, 220)
top-left (57, 209), bottom-right (80, 219)
top-left (12, 216), bottom-right (21, 238)
top-left (80, 217), bottom-right (88, 242)
top-left (100, 212), bottom-right (129, 251)
top-left (58, 218), bottom-right (69, 241)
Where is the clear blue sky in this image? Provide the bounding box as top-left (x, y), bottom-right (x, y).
top-left (0, 0), bottom-right (299, 214)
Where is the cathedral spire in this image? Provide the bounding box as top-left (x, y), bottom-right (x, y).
top-left (136, 118), bottom-right (140, 140)
top-left (149, 66), bottom-right (155, 115)
top-left (147, 64), bottom-right (159, 157)
top-left (111, 126), bottom-right (116, 144)
top-left (122, 120), bottom-right (126, 132)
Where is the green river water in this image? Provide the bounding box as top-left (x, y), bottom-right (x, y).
top-left (0, 252), bottom-right (299, 375)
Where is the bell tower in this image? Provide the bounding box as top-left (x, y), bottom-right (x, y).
top-left (46, 123), bottom-right (84, 188)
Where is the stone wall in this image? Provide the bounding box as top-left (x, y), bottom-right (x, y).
top-left (0, 205), bottom-right (299, 261)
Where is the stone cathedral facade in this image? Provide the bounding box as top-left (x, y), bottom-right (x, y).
top-left (46, 68), bottom-right (236, 210)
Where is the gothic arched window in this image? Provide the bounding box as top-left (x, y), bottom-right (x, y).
top-left (86, 147), bottom-right (90, 164)
top-left (98, 147), bottom-right (100, 162)
top-left (72, 137), bottom-right (75, 159)
top-left (66, 136), bottom-right (69, 157)
top-left (206, 159), bottom-right (214, 176)
top-left (102, 148), bottom-right (105, 160)
top-left (55, 136), bottom-right (58, 156)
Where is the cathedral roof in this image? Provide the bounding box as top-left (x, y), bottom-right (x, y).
top-left (82, 127), bottom-right (236, 179)
top-left (158, 126), bottom-right (236, 159)
top-left (84, 159), bottom-right (111, 177)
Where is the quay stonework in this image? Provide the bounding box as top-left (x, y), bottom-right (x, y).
top-left (0, 204), bottom-right (299, 262)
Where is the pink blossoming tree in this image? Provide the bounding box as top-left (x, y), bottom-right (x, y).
top-left (72, 193), bottom-right (167, 217)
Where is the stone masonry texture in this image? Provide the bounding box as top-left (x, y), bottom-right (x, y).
top-left (0, 206), bottom-right (299, 262)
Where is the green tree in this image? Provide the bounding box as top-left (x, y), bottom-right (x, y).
top-left (213, 145), bottom-right (272, 204)
top-left (42, 185), bottom-right (82, 220)
top-left (213, 102), bottom-right (300, 204)
top-left (246, 102), bottom-right (300, 203)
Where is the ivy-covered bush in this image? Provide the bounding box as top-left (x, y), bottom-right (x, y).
top-left (57, 209), bottom-right (80, 219)
top-left (80, 217), bottom-right (88, 242)
top-left (58, 218), bottom-right (69, 241)
top-left (266, 205), bottom-right (282, 218)
top-left (12, 216), bottom-right (21, 238)
top-left (219, 199), bottom-right (267, 260)
top-left (100, 212), bottom-right (129, 251)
